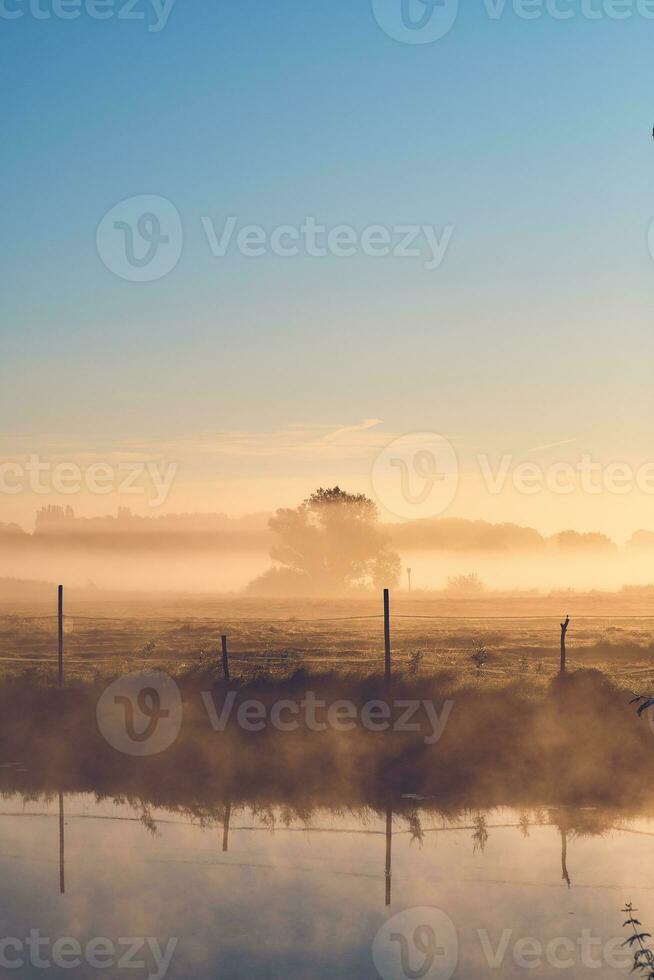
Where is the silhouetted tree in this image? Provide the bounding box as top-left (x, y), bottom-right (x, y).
top-left (249, 487), bottom-right (400, 595)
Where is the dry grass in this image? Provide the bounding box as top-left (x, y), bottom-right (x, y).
top-left (0, 596), bottom-right (652, 691)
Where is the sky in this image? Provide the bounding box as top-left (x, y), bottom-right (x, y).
top-left (2, 0), bottom-right (653, 537)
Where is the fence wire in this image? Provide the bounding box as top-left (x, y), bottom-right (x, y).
top-left (0, 599), bottom-right (652, 684)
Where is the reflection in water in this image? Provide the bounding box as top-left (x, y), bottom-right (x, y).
top-left (385, 806), bottom-right (392, 908)
top-left (2, 667), bottom-right (653, 976)
top-left (59, 789), bottom-right (65, 896)
top-left (4, 792), bottom-right (654, 978)
top-left (472, 813), bottom-right (489, 854)
top-left (223, 799), bottom-right (231, 854)
top-left (560, 827), bottom-right (571, 889)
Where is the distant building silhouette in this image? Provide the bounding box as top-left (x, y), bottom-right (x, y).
top-left (34, 505), bottom-right (75, 532)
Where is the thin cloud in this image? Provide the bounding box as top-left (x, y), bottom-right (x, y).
top-left (5, 422), bottom-right (393, 464)
top-left (528, 437), bottom-right (578, 453)
top-left (322, 419), bottom-right (383, 444)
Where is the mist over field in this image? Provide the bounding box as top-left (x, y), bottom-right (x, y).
top-left (6, 3), bottom-right (654, 977)
top-left (3, 503), bottom-right (654, 596)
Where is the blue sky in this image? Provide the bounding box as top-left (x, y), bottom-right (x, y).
top-left (2, 0), bottom-right (653, 530)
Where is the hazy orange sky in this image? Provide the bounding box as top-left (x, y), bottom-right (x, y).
top-left (3, 5), bottom-right (653, 543)
top-left (2, 419), bottom-right (654, 543)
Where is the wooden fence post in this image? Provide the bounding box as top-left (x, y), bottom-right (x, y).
top-left (560, 615), bottom-right (570, 674)
top-left (58, 585), bottom-right (64, 687)
top-left (384, 589), bottom-right (391, 688)
top-left (221, 635), bottom-right (230, 683)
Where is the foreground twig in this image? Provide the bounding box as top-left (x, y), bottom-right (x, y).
top-left (622, 904), bottom-right (654, 977)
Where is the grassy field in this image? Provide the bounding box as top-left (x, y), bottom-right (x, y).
top-left (1, 592), bottom-right (653, 690)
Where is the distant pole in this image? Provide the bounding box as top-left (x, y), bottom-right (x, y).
top-left (58, 585), bottom-right (64, 686)
top-left (221, 635), bottom-right (230, 683)
top-left (560, 616), bottom-right (570, 674)
top-left (384, 589), bottom-right (391, 688)
top-left (407, 568), bottom-right (412, 593)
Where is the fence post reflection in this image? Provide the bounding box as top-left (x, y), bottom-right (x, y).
top-left (59, 790), bottom-right (65, 895)
top-left (223, 800), bottom-right (232, 854)
top-left (385, 806), bottom-right (392, 907)
top-left (560, 827), bottom-right (571, 888)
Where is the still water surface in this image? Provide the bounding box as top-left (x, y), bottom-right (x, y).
top-left (2, 794), bottom-right (652, 979)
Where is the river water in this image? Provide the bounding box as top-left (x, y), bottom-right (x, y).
top-left (2, 793), bottom-right (651, 979)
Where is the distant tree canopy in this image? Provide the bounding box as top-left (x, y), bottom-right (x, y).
top-left (249, 487), bottom-right (400, 596)
top-left (389, 517), bottom-right (545, 552)
top-left (551, 530), bottom-right (617, 553)
top-left (628, 531), bottom-right (654, 550)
